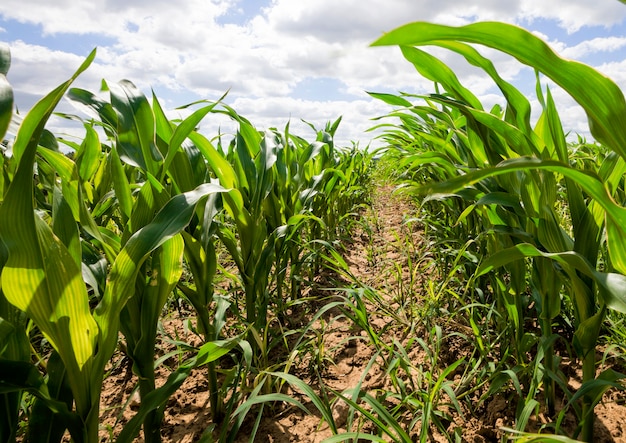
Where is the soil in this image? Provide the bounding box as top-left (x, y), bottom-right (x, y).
top-left (95, 185), bottom-right (626, 442)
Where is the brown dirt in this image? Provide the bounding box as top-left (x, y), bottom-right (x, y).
top-left (96, 185), bottom-right (626, 443)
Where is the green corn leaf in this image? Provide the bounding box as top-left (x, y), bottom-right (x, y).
top-left (400, 46), bottom-right (482, 110)
top-left (126, 234), bottom-right (184, 368)
top-left (0, 359), bottom-right (49, 394)
top-left (433, 40), bottom-right (533, 133)
top-left (51, 186), bottom-right (81, 268)
top-left (188, 131), bottom-right (237, 188)
top-left (67, 87), bottom-right (117, 131)
top-left (0, 43), bottom-right (13, 141)
top-left (606, 220), bottom-right (626, 274)
top-left (366, 91), bottom-right (413, 107)
top-left (109, 80), bottom-right (162, 174)
top-left (503, 431), bottom-right (580, 443)
top-left (159, 96), bottom-right (225, 183)
top-left (574, 308), bottom-right (606, 356)
top-left (565, 368), bottom-right (625, 412)
top-left (516, 399), bottom-right (539, 431)
top-left (93, 181), bottom-right (227, 360)
top-left (476, 243), bottom-right (626, 314)
top-left (417, 157), bottom-right (626, 274)
top-left (0, 359), bottom-right (82, 439)
top-left (75, 125), bottom-right (102, 181)
top-left (0, 51), bottom-right (97, 420)
top-left (266, 372), bottom-right (338, 434)
top-left (109, 147), bottom-right (133, 222)
top-left (334, 388), bottom-right (413, 442)
top-left (37, 143), bottom-right (118, 263)
top-left (430, 358), bottom-right (465, 402)
top-left (0, 42), bottom-right (8, 75)
top-left (1, 213), bottom-right (98, 369)
top-left (372, 21), bottom-right (626, 161)
top-left (427, 94), bottom-right (539, 158)
top-left (123, 180), bottom-right (166, 243)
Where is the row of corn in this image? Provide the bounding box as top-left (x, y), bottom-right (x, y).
top-left (0, 44), bottom-right (373, 442)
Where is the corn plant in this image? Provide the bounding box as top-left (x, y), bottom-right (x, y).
top-left (373, 21), bottom-right (626, 441)
top-left (66, 79), bottom-right (244, 440)
top-left (0, 41), bottom-right (30, 443)
top-left (0, 47), bottom-right (242, 443)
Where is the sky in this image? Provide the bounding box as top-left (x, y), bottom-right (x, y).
top-left (2, 0), bottom-right (626, 149)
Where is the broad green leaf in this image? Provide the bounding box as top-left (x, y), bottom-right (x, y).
top-left (52, 186), bottom-right (81, 268)
top-left (67, 87), bottom-right (117, 132)
top-left (476, 243), bottom-right (626, 314)
top-left (416, 157), bottom-right (626, 274)
top-left (372, 21), bottom-right (626, 161)
top-left (1, 215), bottom-right (98, 370)
top-left (574, 308), bottom-right (605, 356)
top-left (38, 143), bottom-right (118, 263)
top-left (109, 80), bottom-right (162, 174)
top-left (159, 95), bottom-right (225, 182)
top-left (109, 147), bottom-right (133, 222)
top-left (0, 74), bottom-right (13, 141)
top-left (366, 91), bottom-right (413, 107)
top-left (265, 372), bottom-right (338, 434)
top-left (433, 40), bottom-right (533, 133)
top-left (75, 125), bottom-right (102, 181)
top-left (93, 182), bottom-right (227, 360)
top-left (400, 46), bottom-right (482, 110)
top-left (516, 399), bottom-right (539, 431)
top-left (335, 388), bottom-right (413, 442)
top-left (0, 51), bottom-right (97, 422)
top-left (125, 234), bottom-right (184, 367)
top-left (188, 131), bottom-right (237, 188)
top-left (123, 180), bottom-right (165, 243)
top-left (0, 43), bottom-right (9, 75)
top-left (0, 359), bottom-right (82, 437)
top-left (28, 352), bottom-right (73, 443)
top-left (427, 94), bottom-right (539, 158)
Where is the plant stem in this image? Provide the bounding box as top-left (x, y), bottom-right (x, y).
top-left (580, 348), bottom-right (597, 442)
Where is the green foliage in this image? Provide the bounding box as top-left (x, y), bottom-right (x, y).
top-left (0, 41), bottom-right (373, 443)
top-left (373, 20), bottom-right (626, 441)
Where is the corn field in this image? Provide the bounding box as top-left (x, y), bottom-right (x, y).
top-left (2, 18), bottom-right (626, 443)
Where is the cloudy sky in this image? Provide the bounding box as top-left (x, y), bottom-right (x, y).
top-left (2, 0), bottom-right (626, 148)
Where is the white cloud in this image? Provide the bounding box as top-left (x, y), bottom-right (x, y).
top-left (0, 0), bottom-right (233, 37)
top-left (2, 0), bottom-right (626, 148)
top-left (594, 59), bottom-right (626, 92)
top-left (5, 41), bottom-right (102, 95)
top-left (561, 36), bottom-right (626, 59)
top-left (263, 0), bottom-right (523, 43)
top-left (519, 0), bottom-right (626, 32)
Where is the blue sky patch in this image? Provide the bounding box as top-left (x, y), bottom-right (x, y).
top-left (0, 17), bottom-right (116, 55)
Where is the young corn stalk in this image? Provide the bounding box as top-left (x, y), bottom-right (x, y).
top-left (186, 109), bottom-right (279, 373)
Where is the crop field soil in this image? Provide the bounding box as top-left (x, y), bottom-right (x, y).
top-left (94, 185), bottom-right (626, 442)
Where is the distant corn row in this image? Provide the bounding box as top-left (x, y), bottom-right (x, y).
top-left (0, 43), bottom-right (372, 443)
top-left (373, 22), bottom-right (626, 442)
